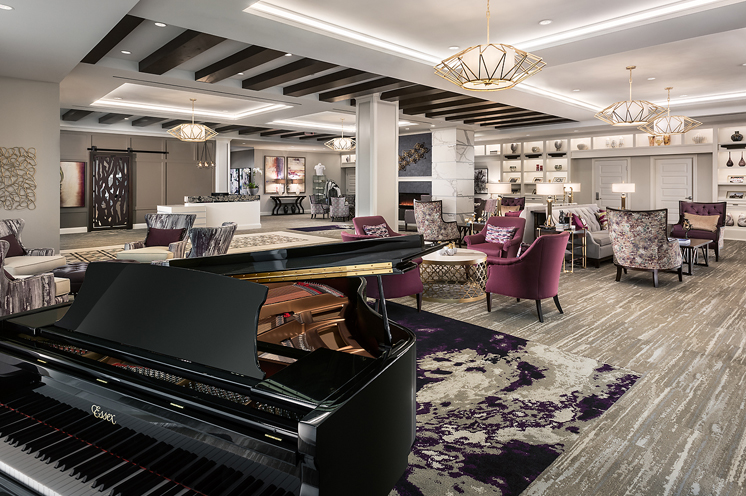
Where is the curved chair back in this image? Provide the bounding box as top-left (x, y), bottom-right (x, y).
top-left (481, 216), bottom-right (525, 244)
top-left (413, 200), bottom-right (459, 242)
top-left (501, 197), bottom-right (525, 210)
top-left (330, 196), bottom-right (349, 220)
top-left (678, 200), bottom-right (726, 227)
top-left (484, 198), bottom-right (499, 217)
top-left (187, 222), bottom-right (237, 258)
top-left (607, 208), bottom-right (681, 270)
top-left (352, 216), bottom-right (401, 237)
top-left (145, 213), bottom-right (196, 240)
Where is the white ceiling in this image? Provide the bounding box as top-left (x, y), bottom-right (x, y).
top-left (4, 0), bottom-right (746, 143)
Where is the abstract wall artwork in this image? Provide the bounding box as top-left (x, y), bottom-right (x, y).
top-left (398, 133), bottom-right (432, 177)
top-left (474, 168), bottom-right (488, 194)
top-left (60, 161), bottom-right (85, 208)
top-left (264, 156), bottom-right (286, 194)
top-left (229, 169), bottom-right (240, 194)
top-left (0, 147), bottom-right (37, 210)
top-left (287, 157), bottom-right (306, 194)
top-left (240, 168), bottom-right (252, 195)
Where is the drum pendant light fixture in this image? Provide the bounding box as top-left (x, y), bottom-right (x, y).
top-left (324, 118), bottom-right (356, 151)
top-left (637, 87), bottom-right (702, 135)
top-left (434, 0), bottom-right (546, 91)
top-left (168, 99), bottom-right (219, 142)
top-left (595, 66), bottom-right (666, 126)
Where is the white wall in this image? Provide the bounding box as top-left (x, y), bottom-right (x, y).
top-left (0, 76), bottom-right (60, 251)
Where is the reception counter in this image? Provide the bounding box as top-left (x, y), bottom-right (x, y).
top-left (158, 195), bottom-right (261, 230)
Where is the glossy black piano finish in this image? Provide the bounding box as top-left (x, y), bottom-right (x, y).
top-left (0, 236), bottom-right (433, 496)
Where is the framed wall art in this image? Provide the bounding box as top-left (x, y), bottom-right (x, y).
top-left (728, 175), bottom-right (744, 184)
top-left (474, 168), bottom-right (488, 194)
top-left (286, 157), bottom-right (306, 194)
top-left (60, 161), bottom-right (85, 208)
top-left (532, 177), bottom-right (543, 183)
top-left (727, 191), bottom-right (745, 199)
top-left (552, 176), bottom-right (566, 183)
top-left (264, 156), bottom-right (286, 194)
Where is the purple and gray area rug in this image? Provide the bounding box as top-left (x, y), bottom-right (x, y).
top-left (386, 303), bottom-right (639, 496)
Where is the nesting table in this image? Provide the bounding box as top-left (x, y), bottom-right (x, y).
top-left (419, 248), bottom-right (487, 303)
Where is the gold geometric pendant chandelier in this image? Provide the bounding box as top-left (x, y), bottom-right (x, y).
top-left (595, 66), bottom-right (667, 126)
top-left (637, 87), bottom-right (702, 135)
top-left (324, 118), bottom-right (356, 151)
top-left (434, 0), bottom-right (545, 91)
top-left (168, 99), bottom-right (219, 142)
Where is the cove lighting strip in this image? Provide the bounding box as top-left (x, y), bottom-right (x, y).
top-left (270, 119), bottom-right (415, 132)
top-left (658, 91), bottom-right (746, 106)
top-left (91, 99), bottom-right (290, 120)
top-left (246, 2), bottom-right (441, 65)
top-left (516, 84), bottom-right (601, 112)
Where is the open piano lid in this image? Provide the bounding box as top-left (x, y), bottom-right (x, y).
top-left (54, 262), bottom-right (267, 382)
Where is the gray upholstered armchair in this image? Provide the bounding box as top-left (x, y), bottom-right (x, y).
top-left (119, 213), bottom-right (196, 262)
top-left (1, 240), bottom-right (68, 317)
top-left (0, 218), bottom-right (66, 276)
top-left (187, 222), bottom-right (237, 258)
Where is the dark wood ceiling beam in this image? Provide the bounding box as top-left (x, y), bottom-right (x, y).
top-left (161, 120), bottom-right (190, 128)
top-left (283, 69), bottom-right (377, 97)
top-left (479, 114), bottom-right (560, 126)
top-left (260, 129), bottom-right (291, 137)
top-left (398, 92), bottom-right (467, 109)
top-left (238, 126), bottom-right (272, 135)
top-left (280, 132), bottom-right (307, 138)
top-left (98, 113), bottom-right (131, 125)
top-left (319, 77), bottom-right (414, 103)
top-left (242, 59), bottom-right (337, 91)
top-left (61, 109), bottom-right (93, 121)
top-left (81, 15), bottom-right (143, 64)
top-left (444, 107), bottom-right (526, 122)
top-left (140, 30), bottom-right (226, 75)
top-left (492, 118), bottom-right (572, 129)
top-left (195, 46), bottom-right (285, 83)
top-left (465, 111), bottom-right (543, 124)
top-left (214, 125), bottom-right (245, 133)
top-left (425, 103), bottom-right (510, 118)
top-left (131, 116), bottom-right (167, 127)
top-left (380, 85), bottom-right (445, 102)
top-left (299, 133), bottom-right (333, 140)
top-left (402, 97), bottom-right (484, 115)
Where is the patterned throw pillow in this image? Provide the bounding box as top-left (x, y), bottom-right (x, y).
top-left (485, 225), bottom-right (517, 244)
top-left (572, 213), bottom-right (588, 231)
top-left (363, 223), bottom-right (390, 237)
top-left (595, 210), bottom-right (608, 230)
top-left (501, 205), bottom-right (521, 214)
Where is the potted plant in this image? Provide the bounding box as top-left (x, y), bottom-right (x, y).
top-left (248, 168), bottom-right (262, 195)
top-left (248, 182), bottom-right (259, 195)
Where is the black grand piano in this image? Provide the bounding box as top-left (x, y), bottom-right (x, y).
top-left (0, 235), bottom-right (437, 496)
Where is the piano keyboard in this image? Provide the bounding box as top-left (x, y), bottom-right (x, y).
top-left (0, 388), bottom-right (299, 496)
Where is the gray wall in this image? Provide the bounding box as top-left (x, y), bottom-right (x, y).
top-left (231, 149), bottom-right (255, 170)
top-left (0, 76), bottom-right (60, 251)
top-left (60, 131), bottom-right (214, 227)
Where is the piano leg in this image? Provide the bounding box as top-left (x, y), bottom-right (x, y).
top-left (376, 276), bottom-right (392, 349)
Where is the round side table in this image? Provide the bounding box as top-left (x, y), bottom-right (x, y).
top-left (420, 248), bottom-right (487, 303)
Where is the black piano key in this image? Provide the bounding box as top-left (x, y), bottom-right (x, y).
top-left (133, 441), bottom-right (172, 466)
top-left (91, 463), bottom-right (140, 491)
top-left (37, 437), bottom-right (81, 462)
top-left (73, 453), bottom-right (119, 481)
top-left (258, 485), bottom-right (277, 496)
top-left (109, 470), bottom-right (164, 496)
top-left (210, 468), bottom-right (245, 496)
top-left (109, 433), bottom-right (152, 459)
top-left (238, 477), bottom-right (265, 496)
top-left (178, 458), bottom-right (216, 486)
top-left (153, 484), bottom-right (188, 496)
top-left (152, 449), bottom-right (198, 479)
top-left (23, 430), bottom-right (68, 453)
top-left (0, 418), bottom-right (35, 437)
top-left (55, 444), bottom-right (99, 470)
top-left (196, 465), bottom-right (236, 492)
top-left (7, 422), bottom-right (49, 446)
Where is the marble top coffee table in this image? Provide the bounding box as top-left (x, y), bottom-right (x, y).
top-left (420, 248), bottom-right (487, 303)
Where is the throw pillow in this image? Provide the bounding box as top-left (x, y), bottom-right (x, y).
top-left (595, 210), bottom-right (608, 230)
top-left (572, 213), bottom-right (588, 231)
top-left (485, 225), bottom-right (517, 244)
top-left (362, 223), bottom-right (390, 237)
top-left (505, 211), bottom-right (522, 218)
top-left (683, 212), bottom-right (719, 232)
top-left (0, 233), bottom-right (25, 257)
top-left (3, 269), bottom-right (14, 281)
top-left (501, 205), bottom-right (521, 214)
top-left (144, 228), bottom-right (186, 247)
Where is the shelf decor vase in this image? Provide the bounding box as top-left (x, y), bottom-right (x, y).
top-left (554, 140), bottom-right (562, 151)
top-left (554, 164), bottom-right (562, 170)
top-left (648, 135), bottom-right (656, 146)
top-left (740, 152), bottom-right (746, 167)
top-left (732, 131), bottom-right (744, 142)
top-left (510, 143), bottom-right (519, 153)
top-left (663, 134), bottom-right (671, 146)
top-left (727, 152), bottom-right (734, 167)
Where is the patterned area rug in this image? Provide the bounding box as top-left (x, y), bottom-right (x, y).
top-left (386, 303), bottom-right (639, 496)
top-left (288, 224), bottom-right (353, 232)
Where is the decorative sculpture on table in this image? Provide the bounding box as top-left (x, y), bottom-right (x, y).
top-left (0, 147), bottom-right (37, 210)
top-left (682, 218), bottom-right (692, 239)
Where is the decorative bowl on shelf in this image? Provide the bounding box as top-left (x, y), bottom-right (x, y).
top-left (577, 143), bottom-right (588, 150)
top-left (554, 164), bottom-right (563, 170)
top-left (509, 165), bottom-right (517, 171)
top-left (532, 146), bottom-right (541, 153)
top-left (693, 135), bottom-right (706, 144)
top-left (732, 131), bottom-right (744, 142)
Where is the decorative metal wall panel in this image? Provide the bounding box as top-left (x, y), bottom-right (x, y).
top-left (90, 152), bottom-right (132, 230)
top-left (0, 147), bottom-right (37, 210)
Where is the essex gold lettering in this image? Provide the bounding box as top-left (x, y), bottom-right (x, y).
top-left (91, 405), bottom-right (117, 425)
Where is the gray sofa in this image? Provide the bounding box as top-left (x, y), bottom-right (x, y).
top-left (524, 203), bottom-right (613, 267)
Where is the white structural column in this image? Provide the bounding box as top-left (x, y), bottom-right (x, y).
top-left (431, 128), bottom-right (475, 221)
top-left (214, 137), bottom-right (232, 193)
top-left (356, 94), bottom-right (399, 223)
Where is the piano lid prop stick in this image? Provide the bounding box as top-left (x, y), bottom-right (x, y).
top-left (376, 275), bottom-right (393, 350)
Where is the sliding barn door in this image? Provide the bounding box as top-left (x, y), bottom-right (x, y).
top-left (89, 151), bottom-right (133, 231)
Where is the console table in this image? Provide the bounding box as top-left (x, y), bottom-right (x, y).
top-left (270, 195), bottom-right (306, 215)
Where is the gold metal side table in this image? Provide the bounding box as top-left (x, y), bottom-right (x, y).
top-left (420, 248), bottom-right (487, 303)
top-left (536, 227), bottom-right (587, 273)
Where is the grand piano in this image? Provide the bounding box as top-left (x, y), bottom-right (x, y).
top-left (0, 235), bottom-right (438, 496)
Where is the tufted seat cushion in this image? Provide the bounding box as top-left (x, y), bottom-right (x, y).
top-left (116, 246), bottom-right (173, 262)
top-left (593, 231), bottom-right (612, 247)
top-left (3, 255), bottom-right (67, 276)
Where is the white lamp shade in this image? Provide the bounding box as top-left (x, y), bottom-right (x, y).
top-left (611, 183), bottom-right (636, 193)
top-left (564, 182), bottom-right (581, 192)
top-left (536, 183), bottom-right (565, 196)
top-left (488, 182), bottom-right (512, 194)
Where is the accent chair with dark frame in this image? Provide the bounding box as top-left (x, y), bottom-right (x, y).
top-left (669, 201), bottom-right (726, 261)
top-left (413, 199), bottom-right (459, 244)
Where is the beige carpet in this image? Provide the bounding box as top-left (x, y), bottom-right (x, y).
top-left (389, 241), bottom-right (746, 495)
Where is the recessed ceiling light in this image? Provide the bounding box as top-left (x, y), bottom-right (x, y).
top-left (154, 22), bottom-right (167, 27)
top-left (647, 77), bottom-right (656, 80)
top-left (572, 89), bottom-right (580, 92)
top-left (405, 128), bottom-right (410, 130)
top-left (448, 46), bottom-right (460, 50)
top-left (121, 50), bottom-right (131, 55)
top-left (124, 117), bottom-right (129, 120)
top-left (742, 63), bottom-right (746, 66)
top-left (238, 72), bottom-right (244, 75)
top-left (114, 97), bottom-right (122, 100)
top-left (284, 53), bottom-right (292, 57)
top-left (539, 19), bottom-right (552, 25)
top-left (430, 124), bottom-right (435, 127)
top-left (0, 4), bottom-right (13, 10)
top-left (680, 94), bottom-right (688, 97)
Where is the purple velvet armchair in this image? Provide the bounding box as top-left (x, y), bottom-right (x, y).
top-left (464, 216), bottom-right (525, 259)
top-left (669, 201), bottom-right (726, 261)
top-left (485, 231), bottom-right (569, 322)
top-left (341, 216), bottom-right (423, 311)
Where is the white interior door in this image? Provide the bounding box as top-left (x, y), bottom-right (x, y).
top-left (655, 157), bottom-right (693, 224)
top-left (594, 159), bottom-right (629, 210)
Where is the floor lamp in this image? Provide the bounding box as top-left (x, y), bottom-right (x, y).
top-left (488, 182), bottom-right (512, 216)
top-left (564, 182), bottom-right (581, 204)
top-left (536, 183), bottom-right (565, 228)
top-left (611, 183), bottom-right (636, 209)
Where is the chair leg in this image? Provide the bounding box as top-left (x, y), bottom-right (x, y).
top-left (678, 265), bottom-right (683, 282)
top-left (553, 295), bottom-right (563, 314)
top-left (416, 293), bottom-right (422, 312)
top-left (535, 300), bottom-right (544, 323)
top-left (653, 269), bottom-right (659, 288)
top-left (516, 298), bottom-right (520, 302)
top-left (615, 265), bottom-right (623, 282)
top-left (486, 293), bottom-right (492, 312)
top-left (374, 299), bottom-right (380, 313)
top-left (715, 243), bottom-right (719, 262)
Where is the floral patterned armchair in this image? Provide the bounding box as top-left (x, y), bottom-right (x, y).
top-left (413, 200), bottom-right (459, 243)
top-left (607, 208), bottom-right (683, 288)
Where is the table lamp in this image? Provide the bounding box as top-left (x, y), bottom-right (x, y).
top-left (564, 182), bottom-right (581, 204)
top-left (536, 183), bottom-right (565, 228)
top-left (488, 182), bottom-right (512, 216)
top-left (611, 182), bottom-right (635, 209)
